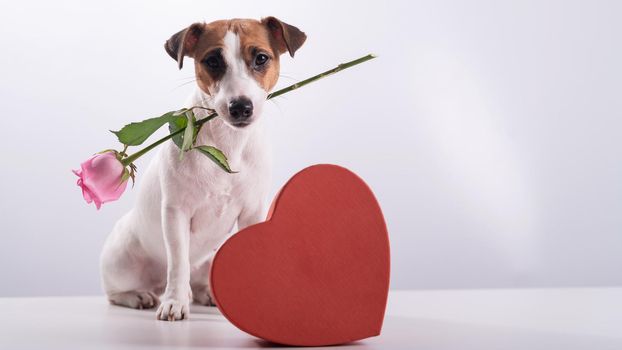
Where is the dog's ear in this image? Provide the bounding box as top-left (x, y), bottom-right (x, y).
top-left (262, 17), bottom-right (306, 58)
top-left (164, 23), bottom-right (204, 69)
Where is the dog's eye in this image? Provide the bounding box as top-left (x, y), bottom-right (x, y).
top-left (204, 56), bottom-right (220, 69)
top-left (254, 53), bottom-right (269, 67)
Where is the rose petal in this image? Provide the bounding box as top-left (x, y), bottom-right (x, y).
top-left (74, 151), bottom-right (127, 209)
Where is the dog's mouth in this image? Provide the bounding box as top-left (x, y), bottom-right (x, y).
top-left (230, 121), bottom-right (251, 128)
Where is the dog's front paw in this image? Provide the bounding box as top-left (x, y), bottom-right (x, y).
top-left (156, 297), bottom-right (189, 321)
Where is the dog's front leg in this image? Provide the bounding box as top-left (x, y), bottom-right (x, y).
top-left (156, 205), bottom-right (191, 321)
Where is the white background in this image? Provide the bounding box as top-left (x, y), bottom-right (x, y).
top-left (0, 0), bottom-right (620, 296)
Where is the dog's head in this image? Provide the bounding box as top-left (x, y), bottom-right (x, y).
top-left (165, 17), bottom-right (306, 128)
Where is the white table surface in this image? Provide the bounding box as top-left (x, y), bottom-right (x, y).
top-left (1, 288), bottom-right (621, 349)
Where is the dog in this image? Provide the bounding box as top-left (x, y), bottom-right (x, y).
top-left (100, 17), bottom-right (306, 321)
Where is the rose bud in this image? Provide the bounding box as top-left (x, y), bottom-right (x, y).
top-left (72, 151), bottom-right (128, 209)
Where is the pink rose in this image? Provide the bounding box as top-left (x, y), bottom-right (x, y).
top-left (73, 151), bottom-right (128, 209)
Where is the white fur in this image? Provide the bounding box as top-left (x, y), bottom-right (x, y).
top-left (100, 31), bottom-right (271, 320)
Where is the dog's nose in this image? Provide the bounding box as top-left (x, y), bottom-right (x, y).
top-left (228, 97), bottom-right (253, 120)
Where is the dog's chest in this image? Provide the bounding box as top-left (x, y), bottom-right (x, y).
top-left (169, 148), bottom-right (258, 258)
top-left (190, 172), bottom-right (240, 231)
top-left (158, 113), bottom-right (270, 260)
top-left (177, 151), bottom-right (243, 218)
top-left (174, 159), bottom-right (243, 260)
top-left (188, 194), bottom-right (239, 261)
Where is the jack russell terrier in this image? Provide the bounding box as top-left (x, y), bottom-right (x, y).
top-left (100, 17), bottom-right (306, 321)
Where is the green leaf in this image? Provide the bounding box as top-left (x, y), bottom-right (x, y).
top-left (111, 111), bottom-right (180, 146)
top-left (195, 145), bottom-right (236, 173)
top-left (168, 114), bottom-right (187, 149)
top-left (169, 111), bottom-right (202, 150)
top-left (179, 111), bottom-right (195, 159)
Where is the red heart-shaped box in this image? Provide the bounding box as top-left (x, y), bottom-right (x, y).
top-left (210, 164), bottom-right (390, 346)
